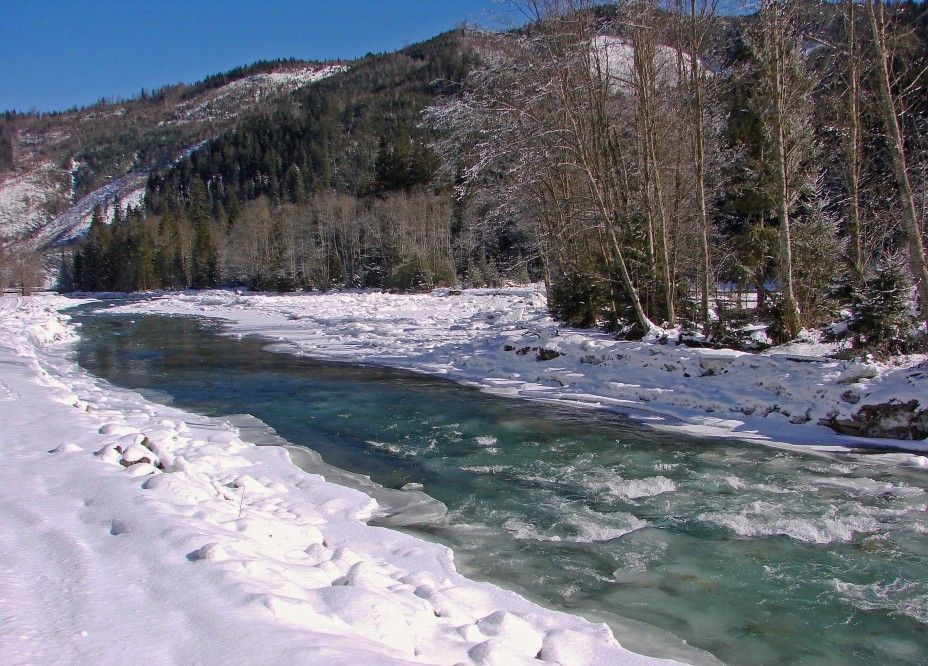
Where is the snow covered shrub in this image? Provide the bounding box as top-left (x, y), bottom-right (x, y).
top-left (388, 256), bottom-right (457, 292)
top-left (505, 260), bottom-right (530, 286)
top-left (675, 298), bottom-right (701, 337)
top-left (484, 260), bottom-right (502, 288)
top-left (708, 308), bottom-right (761, 349)
top-left (763, 293), bottom-right (800, 344)
top-left (431, 258), bottom-right (459, 288)
top-left (361, 262), bottom-right (387, 288)
top-left (850, 261), bottom-right (918, 355)
top-left (388, 257), bottom-right (432, 292)
top-left (463, 260), bottom-right (485, 288)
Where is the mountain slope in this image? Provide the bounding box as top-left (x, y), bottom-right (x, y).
top-left (0, 61), bottom-right (343, 251)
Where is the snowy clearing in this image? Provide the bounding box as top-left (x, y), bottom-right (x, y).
top-left (0, 293), bottom-right (673, 665)
top-left (105, 286), bottom-right (927, 453)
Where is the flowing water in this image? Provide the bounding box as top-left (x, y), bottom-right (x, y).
top-left (72, 308), bottom-right (928, 665)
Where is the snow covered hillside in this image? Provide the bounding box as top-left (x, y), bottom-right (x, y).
top-left (0, 294), bottom-right (673, 665)
top-left (108, 287), bottom-right (928, 451)
top-left (168, 64), bottom-right (347, 125)
top-left (0, 161), bottom-right (69, 242)
top-left (25, 172), bottom-right (147, 250)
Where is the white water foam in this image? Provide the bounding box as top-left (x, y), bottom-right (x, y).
top-left (831, 578), bottom-right (928, 625)
top-left (699, 501), bottom-right (880, 544)
top-left (503, 503), bottom-right (647, 543)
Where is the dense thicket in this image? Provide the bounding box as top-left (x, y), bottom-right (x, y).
top-left (428, 0), bottom-right (928, 346)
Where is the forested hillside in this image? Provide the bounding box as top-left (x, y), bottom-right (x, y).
top-left (63, 0), bottom-right (928, 354)
top-left (69, 31), bottom-right (489, 294)
top-left (0, 59), bottom-right (340, 259)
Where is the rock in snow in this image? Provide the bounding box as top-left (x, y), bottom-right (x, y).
top-left (0, 293), bottom-right (677, 665)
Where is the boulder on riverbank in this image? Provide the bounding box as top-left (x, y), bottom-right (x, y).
top-left (826, 399), bottom-right (928, 440)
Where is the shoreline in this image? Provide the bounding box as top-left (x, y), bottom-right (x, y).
top-left (99, 287), bottom-right (928, 457)
top-left (0, 293), bottom-right (681, 665)
top-left (103, 362), bottom-right (722, 665)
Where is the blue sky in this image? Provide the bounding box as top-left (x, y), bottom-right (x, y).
top-left (0, 0), bottom-right (516, 113)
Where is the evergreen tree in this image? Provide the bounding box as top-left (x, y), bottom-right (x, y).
top-left (191, 220), bottom-right (219, 288)
top-left (850, 261), bottom-right (915, 353)
top-left (285, 164), bottom-right (306, 203)
top-left (79, 204), bottom-right (111, 290)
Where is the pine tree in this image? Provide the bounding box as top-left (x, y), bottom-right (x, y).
top-left (850, 260), bottom-right (915, 352)
top-left (285, 164), bottom-right (306, 203)
top-left (80, 204), bottom-right (111, 290)
top-left (191, 220), bottom-right (219, 288)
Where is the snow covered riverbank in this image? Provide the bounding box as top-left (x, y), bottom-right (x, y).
top-left (106, 286), bottom-right (927, 452)
top-left (0, 294), bottom-right (676, 665)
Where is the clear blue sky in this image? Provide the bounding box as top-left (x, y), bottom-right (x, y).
top-left (0, 0), bottom-right (517, 113)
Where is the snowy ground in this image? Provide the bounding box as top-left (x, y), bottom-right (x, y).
top-left (0, 293), bottom-right (674, 665)
top-left (105, 286), bottom-right (928, 453)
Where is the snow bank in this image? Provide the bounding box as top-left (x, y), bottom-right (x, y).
top-left (107, 287), bottom-right (927, 452)
top-left (0, 293), bottom-right (674, 665)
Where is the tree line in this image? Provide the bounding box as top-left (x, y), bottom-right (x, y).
top-left (65, 186), bottom-right (470, 293)
top-left (65, 3), bottom-right (928, 351)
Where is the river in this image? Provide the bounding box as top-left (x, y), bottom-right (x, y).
top-left (71, 307), bottom-right (928, 665)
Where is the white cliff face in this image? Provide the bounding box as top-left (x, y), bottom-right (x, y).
top-left (592, 35), bottom-right (702, 93)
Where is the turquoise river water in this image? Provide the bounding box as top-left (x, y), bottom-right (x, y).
top-left (71, 309), bottom-right (928, 665)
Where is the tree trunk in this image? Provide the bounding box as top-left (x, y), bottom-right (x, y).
top-left (633, 10), bottom-right (676, 325)
top-left (688, 0), bottom-right (713, 335)
top-left (770, 7), bottom-right (802, 338)
top-left (845, 0), bottom-right (864, 285)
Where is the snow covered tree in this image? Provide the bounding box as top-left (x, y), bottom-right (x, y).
top-left (673, 0), bottom-right (720, 333)
top-left (842, 0), bottom-right (865, 286)
top-left (427, 1), bottom-right (658, 334)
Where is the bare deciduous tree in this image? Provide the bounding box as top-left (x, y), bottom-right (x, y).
top-left (747, 0), bottom-right (816, 338)
top-left (866, 0), bottom-right (928, 321)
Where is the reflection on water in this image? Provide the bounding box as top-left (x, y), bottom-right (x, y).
top-left (73, 309), bottom-right (928, 666)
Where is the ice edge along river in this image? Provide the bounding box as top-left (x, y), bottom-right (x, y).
top-left (105, 287), bottom-right (928, 455)
top-left (0, 293), bottom-right (680, 665)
